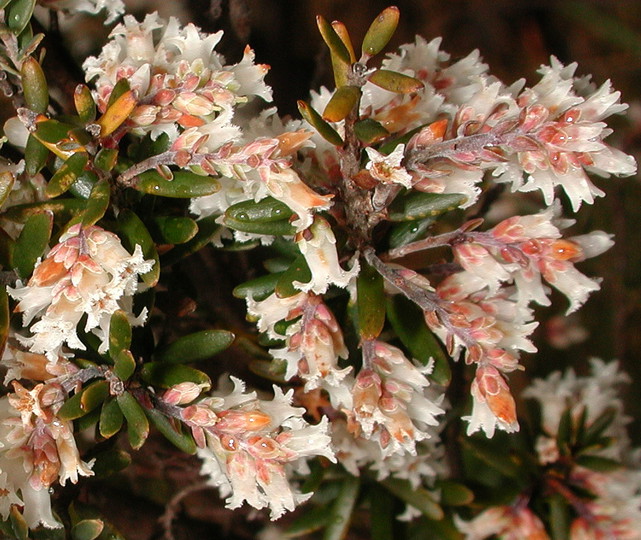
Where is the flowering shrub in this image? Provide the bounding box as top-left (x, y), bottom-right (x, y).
top-left (0, 1), bottom-right (639, 539)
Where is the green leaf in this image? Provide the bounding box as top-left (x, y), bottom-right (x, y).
top-left (160, 215), bottom-right (219, 266)
top-left (233, 272), bottom-right (281, 301)
top-left (354, 118), bottom-right (389, 145)
top-left (113, 349), bottom-right (136, 381)
top-left (3, 199), bottom-right (86, 223)
top-left (20, 56), bottom-right (48, 113)
top-left (548, 493), bottom-right (571, 540)
top-left (94, 148), bottom-right (118, 172)
top-left (388, 192), bottom-right (466, 222)
top-left (323, 476), bottom-right (360, 540)
top-left (81, 177), bottom-right (110, 226)
top-left (275, 254), bottom-right (311, 298)
top-left (381, 478), bottom-right (443, 520)
top-left (461, 436), bottom-right (522, 480)
top-left (74, 84), bottom-right (97, 123)
top-left (285, 504), bottom-right (331, 537)
top-left (368, 69), bottom-right (423, 94)
top-left (45, 151), bottom-right (88, 198)
top-left (33, 119), bottom-right (76, 144)
top-left (437, 481), bottom-right (474, 506)
top-left (117, 209), bottom-right (159, 287)
top-left (226, 196), bottom-right (294, 223)
top-left (152, 216), bottom-right (198, 245)
top-left (323, 86), bottom-right (361, 123)
top-left (117, 391), bottom-right (149, 450)
top-left (140, 362), bottom-right (211, 389)
top-left (298, 100), bottom-right (344, 146)
top-left (0, 288), bottom-right (9, 355)
top-left (581, 408), bottom-right (617, 447)
top-left (387, 295), bottom-right (450, 385)
top-left (575, 454), bottom-right (622, 472)
top-left (5, 0), bottom-right (36, 34)
top-left (109, 310), bottom-right (132, 358)
top-left (155, 329), bottom-right (235, 363)
top-left (24, 134), bottom-right (50, 176)
top-left (58, 380), bottom-right (109, 421)
top-left (99, 398), bottom-right (124, 439)
top-left (388, 217), bottom-right (435, 249)
top-left (316, 15), bottom-right (352, 64)
top-left (106, 78), bottom-right (130, 109)
top-left (222, 214), bottom-right (296, 236)
top-left (369, 485), bottom-right (394, 540)
top-left (357, 261), bottom-right (385, 340)
top-left (0, 228), bottom-right (13, 268)
top-left (14, 211), bottom-right (52, 279)
top-left (557, 407), bottom-right (573, 456)
top-left (144, 406), bottom-right (197, 454)
top-left (134, 170), bottom-right (220, 198)
top-left (89, 448), bottom-right (131, 478)
top-left (71, 519), bottom-right (104, 540)
top-left (362, 6), bottom-right (400, 58)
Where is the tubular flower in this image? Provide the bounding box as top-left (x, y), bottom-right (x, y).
top-left (189, 377), bottom-right (335, 520)
top-left (8, 224), bottom-right (153, 361)
top-left (455, 504), bottom-right (550, 540)
top-left (37, 0), bottom-right (124, 22)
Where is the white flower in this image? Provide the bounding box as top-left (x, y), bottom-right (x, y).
top-left (365, 144), bottom-right (413, 188)
top-left (38, 0), bottom-right (125, 23)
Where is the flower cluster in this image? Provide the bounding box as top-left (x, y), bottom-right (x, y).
top-left (9, 224), bottom-right (153, 361)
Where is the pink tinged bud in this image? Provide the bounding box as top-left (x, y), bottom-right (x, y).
top-left (520, 104), bottom-right (549, 132)
top-left (173, 92), bottom-right (216, 117)
top-left (476, 366), bottom-right (517, 427)
top-left (352, 370), bottom-right (382, 416)
top-left (153, 88), bottom-right (176, 106)
top-left (163, 382), bottom-right (208, 405)
top-left (130, 104), bottom-right (159, 126)
top-left (216, 410), bottom-right (272, 433)
top-left (181, 404), bottom-right (219, 427)
top-left (246, 436), bottom-right (283, 460)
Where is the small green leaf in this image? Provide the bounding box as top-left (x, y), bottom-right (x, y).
top-left (160, 215), bottom-right (220, 266)
top-left (548, 493), bottom-right (571, 540)
top-left (226, 196), bottom-right (293, 223)
top-left (155, 329), bottom-right (235, 363)
top-left (357, 261), bottom-right (385, 340)
top-left (113, 349), bottom-right (136, 381)
top-left (362, 6), bottom-right (400, 58)
top-left (387, 295), bottom-right (450, 384)
top-left (381, 478), bottom-right (443, 520)
top-left (323, 86), bottom-right (361, 123)
top-left (388, 217), bottom-right (435, 249)
top-left (117, 209), bottom-right (159, 287)
top-left (9, 505), bottom-right (28, 540)
top-left (3, 199), bottom-right (86, 223)
top-left (24, 134), bottom-right (50, 176)
top-left (388, 192), bottom-right (465, 222)
top-left (275, 255), bottom-right (311, 298)
top-left (144, 407), bottom-right (197, 454)
top-left (20, 56), bottom-right (48, 113)
top-left (285, 504), bottom-right (331, 537)
top-left (99, 398), bottom-right (124, 439)
top-left (94, 148), bottom-right (118, 172)
top-left (329, 21), bottom-right (354, 87)
top-left (233, 273), bottom-right (281, 301)
top-left (581, 408), bottom-right (617, 447)
top-left (222, 214), bottom-right (296, 236)
top-left (14, 211), bottom-right (52, 279)
top-left (81, 177), bottom-right (110, 226)
top-left (74, 84), bottom-right (97, 123)
top-left (134, 170), bottom-right (220, 198)
top-left (323, 476), bottom-right (360, 540)
top-left (575, 454), bottom-right (622, 472)
top-left (461, 436), bottom-right (522, 480)
top-left (298, 100), bottom-right (344, 146)
top-left (33, 119), bottom-right (76, 144)
top-left (152, 216), bottom-right (198, 245)
top-left (140, 362), bottom-right (211, 389)
top-left (5, 0), bottom-right (36, 34)
top-left (71, 519), bottom-right (104, 540)
top-left (45, 151), bottom-right (88, 198)
top-left (89, 448), bottom-right (131, 478)
top-left (117, 391), bottom-right (149, 450)
top-left (437, 481), bottom-right (475, 506)
top-left (106, 79), bottom-right (130, 109)
top-left (58, 380), bottom-right (109, 421)
top-left (316, 15), bottom-right (352, 65)
top-left (368, 69), bottom-right (423, 94)
top-left (354, 118), bottom-right (389, 145)
top-left (109, 310), bottom-right (131, 357)
top-left (557, 407), bottom-right (573, 455)
top-left (369, 485), bottom-right (394, 540)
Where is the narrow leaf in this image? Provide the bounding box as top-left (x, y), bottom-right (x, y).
top-left (233, 273), bottom-right (281, 301)
top-left (222, 214), bottom-right (296, 236)
top-left (575, 454), bottom-right (622, 472)
top-left (144, 407), bottom-right (197, 454)
top-left (89, 448), bottom-right (131, 478)
top-left (20, 56), bottom-right (48, 113)
top-left (368, 69), bottom-right (423, 94)
top-left (370, 485), bottom-right (394, 540)
top-left (388, 192), bottom-right (465, 222)
top-left (134, 170), bottom-right (220, 198)
top-left (99, 398), bottom-right (124, 439)
top-left (316, 15), bottom-right (352, 64)
top-left (381, 478), bottom-right (443, 520)
top-left (71, 519), bottom-right (104, 540)
top-left (58, 380), bottom-right (109, 421)
top-left (323, 86), bottom-right (361, 122)
top-left (140, 362), bottom-right (211, 389)
top-left (160, 215), bottom-right (220, 266)
top-left (357, 261), bottom-right (386, 340)
top-left (548, 494), bottom-right (571, 540)
top-left (117, 391), bottom-right (149, 450)
top-left (113, 349), bottom-right (136, 381)
top-left (152, 216), bottom-right (198, 245)
top-left (109, 310), bottom-right (132, 357)
top-left (0, 288), bottom-right (9, 356)
top-left (362, 6), bottom-right (400, 58)
top-left (437, 481), bottom-right (474, 506)
top-left (24, 134), bottom-right (49, 176)
top-left (226, 196), bottom-right (293, 223)
top-left (155, 329), bottom-right (235, 363)
top-left (298, 100), bottom-right (344, 146)
top-left (14, 211), bottom-right (52, 279)
top-left (96, 90), bottom-right (136, 137)
top-left (81, 177), bottom-right (110, 226)
top-left (74, 84), bottom-right (97, 123)
top-left (5, 0), bottom-right (36, 34)
top-left (275, 255), bottom-right (311, 298)
top-left (285, 504), bottom-right (331, 537)
top-left (323, 476), bottom-right (360, 540)
top-left (45, 151), bottom-right (88, 198)
top-left (354, 118), bottom-right (389, 145)
top-left (4, 199), bottom-right (85, 223)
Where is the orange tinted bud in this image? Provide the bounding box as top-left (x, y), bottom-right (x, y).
top-left (216, 410), bottom-right (272, 432)
top-left (549, 239), bottom-right (582, 261)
